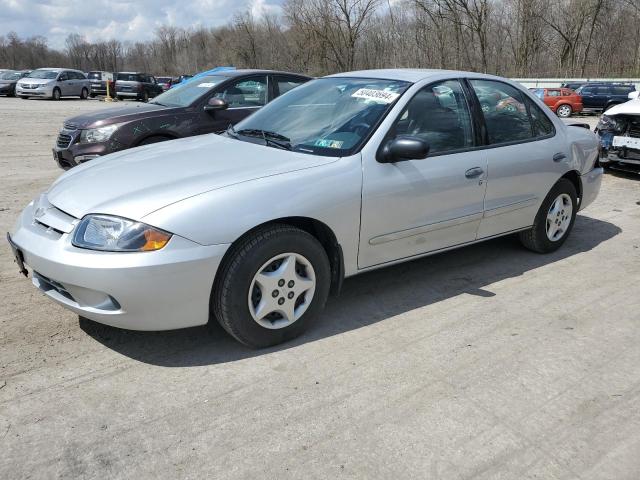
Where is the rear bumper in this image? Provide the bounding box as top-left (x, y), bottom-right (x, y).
top-left (579, 167), bottom-right (603, 211)
top-left (116, 91), bottom-right (140, 98)
top-left (10, 201), bottom-right (229, 330)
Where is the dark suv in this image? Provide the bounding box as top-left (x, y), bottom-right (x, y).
top-left (87, 71), bottom-right (114, 97)
top-left (115, 72), bottom-right (163, 102)
top-left (576, 83), bottom-right (636, 112)
top-left (53, 69), bottom-right (311, 169)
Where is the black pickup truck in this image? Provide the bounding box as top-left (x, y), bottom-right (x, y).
top-left (576, 83), bottom-right (636, 112)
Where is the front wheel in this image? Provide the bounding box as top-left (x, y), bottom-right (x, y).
top-left (51, 88), bottom-right (61, 100)
top-left (80, 87), bottom-right (88, 99)
top-left (556, 104), bottom-right (572, 118)
top-left (519, 178), bottom-right (577, 253)
top-left (212, 224), bottom-right (331, 348)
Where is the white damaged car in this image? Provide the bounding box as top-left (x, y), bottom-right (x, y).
top-left (596, 93), bottom-right (640, 174)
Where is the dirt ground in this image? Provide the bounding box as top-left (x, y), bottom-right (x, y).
top-left (1, 97), bottom-right (640, 479)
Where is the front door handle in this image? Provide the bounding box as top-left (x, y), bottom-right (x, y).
top-left (553, 152), bottom-right (567, 162)
top-left (465, 167), bottom-right (484, 178)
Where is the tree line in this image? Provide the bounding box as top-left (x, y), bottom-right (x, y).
top-left (1, 0), bottom-right (639, 78)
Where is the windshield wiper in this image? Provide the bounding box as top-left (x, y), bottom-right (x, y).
top-left (226, 124), bottom-right (239, 138)
top-left (235, 128), bottom-right (292, 150)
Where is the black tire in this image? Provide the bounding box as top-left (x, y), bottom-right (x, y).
top-left (519, 178), bottom-right (578, 253)
top-left (116, 96), bottom-right (123, 101)
top-left (137, 135), bottom-right (171, 146)
top-left (52, 87), bottom-right (61, 100)
top-left (80, 87), bottom-right (88, 99)
top-left (20, 96), bottom-right (29, 100)
top-left (139, 90), bottom-right (149, 102)
top-left (89, 93), bottom-right (96, 98)
top-left (212, 224), bottom-right (331, 348)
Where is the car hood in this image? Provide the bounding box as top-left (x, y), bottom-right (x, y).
top-left (604, 99), bottom-right (640, 116)
top-left (46, 134), bottom-right (337, 221)
top-left (63, 103), bottom-right (172, 128)
top-left (19, 77), bottom-right (54, 85)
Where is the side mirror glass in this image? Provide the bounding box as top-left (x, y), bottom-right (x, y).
top-left (204, 97), bottom-right (228, 112)
top-left (378, 136), bottom-right (430, 163)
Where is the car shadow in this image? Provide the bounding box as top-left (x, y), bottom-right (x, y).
top-left (80, 215), bottom-right (621, 367)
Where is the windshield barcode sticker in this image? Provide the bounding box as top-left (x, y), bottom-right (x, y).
top-left (197, 82), bottom-right (216, 88)
top-left (351, 88), bottom-right (399, 103)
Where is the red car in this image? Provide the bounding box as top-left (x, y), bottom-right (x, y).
top-left (530, 88), bottom-right (583, 118)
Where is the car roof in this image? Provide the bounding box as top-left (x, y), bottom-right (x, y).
top-left (216, 69), bottom-right (312, 78)
top-left (327, 68), bottom-right (510, 83)
top-left (36, 68), bottom-right (83, 72)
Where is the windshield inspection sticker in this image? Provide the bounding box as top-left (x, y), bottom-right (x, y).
top-left (197, 82), bottom-right (216, 88)
top-left (315, 139), bottom-right (344, 148)
top-left (351, 88), bottom-right (399, 103)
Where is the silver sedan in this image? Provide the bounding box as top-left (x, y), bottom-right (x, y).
top-left (8, 69), bottom-right (603, 347)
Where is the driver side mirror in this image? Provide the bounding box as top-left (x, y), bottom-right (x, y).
top-left (378, 136), bottom-right (430, 163)
top-left (204, 97), bottom-right (228, 112)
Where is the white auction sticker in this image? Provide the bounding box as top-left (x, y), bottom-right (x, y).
top-left (351, 88), bottom-right (399, 103)
top-left (612, 136), bottom-right (640, 149)
top-left (197, 82), bottom-right (216, 88)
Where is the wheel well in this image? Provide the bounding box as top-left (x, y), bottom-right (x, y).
top-left (135, 133), bottom-right (178, 146)
top-left (223, 217), bottom-right (345, 296)
top-left (561, 170), bottom-right (582, 202)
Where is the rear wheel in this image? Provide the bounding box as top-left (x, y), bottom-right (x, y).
top-left (519, 179), bottom-right (577, 253)
top-left (212, 224), bottom-right (331, 348)
top-left (52, 88), bottom-right (61, 101)
top-left (556, 104), bottom-right (572, 118)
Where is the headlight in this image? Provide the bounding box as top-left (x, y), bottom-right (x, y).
top-left (80, 124), bottom-right (120, 144)
top-left (596, 115), bottom-right (623, 132)
top-left (72, 215), bottom-right (172, 252)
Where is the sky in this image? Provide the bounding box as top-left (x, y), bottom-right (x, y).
top-left (0, 0), bottom-right (284, 49)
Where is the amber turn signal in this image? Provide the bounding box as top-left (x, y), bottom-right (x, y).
top-left (142, 229), bottom-right (171, 251)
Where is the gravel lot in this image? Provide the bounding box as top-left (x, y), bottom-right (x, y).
top-left (1, 98), bottom-right (640, 479)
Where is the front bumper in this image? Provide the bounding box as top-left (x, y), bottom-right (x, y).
top-left (579, 167), bottom-right (603, 211)
top-left (53, 126), bottom-right (113, 169)
top-left (9, 200), bottom-right (229, 330)
top-left (16, 85), bottom-right (54, 98)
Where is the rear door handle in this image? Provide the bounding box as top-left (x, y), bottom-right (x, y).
top-left (553, 152), bottom-right (567, 162)
top-left (465, 167), bottom-right (484, 178)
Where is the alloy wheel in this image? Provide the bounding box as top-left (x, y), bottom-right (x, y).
top-left (546, 193), bottom-right (572, 241)
top-left (557, 105), bottom-right (571, 117)
top-left (248, 253), bottom-right (316, 330)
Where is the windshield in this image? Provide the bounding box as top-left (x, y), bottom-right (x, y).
top-left (157, 77), bottom-right (172, 83)
top-left (149, 75), bottom-right (227, 107)
top-left (1, 71), bottom-right (22, 80)
top-left (87, 72), bottom-right (102, 80)
top-left (28, 70), bottom-right (58, 80)
top-left (230, 77), bottom-right (411, 157)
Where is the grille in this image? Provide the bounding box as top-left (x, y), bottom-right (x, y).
top-left (628, 121), bottom-right (640, 139)
top-left (56, 133), bottom-right (72, 148)
top-left (34, 271), bottom-right (75, 302)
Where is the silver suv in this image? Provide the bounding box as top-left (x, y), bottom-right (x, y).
top-left (16, 68), bottom-right (90, 100)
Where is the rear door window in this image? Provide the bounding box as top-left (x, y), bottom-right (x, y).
top-left (470, 79), bottom-right (534, 145)
top-left (275, 76), bottom-right (307, 96)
